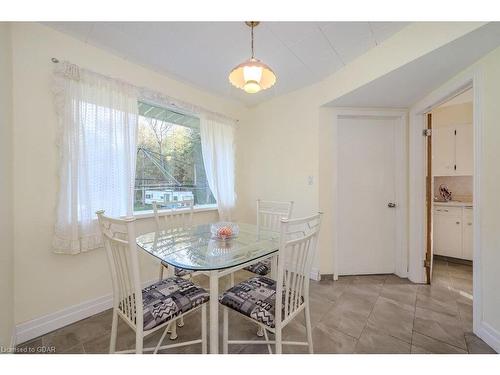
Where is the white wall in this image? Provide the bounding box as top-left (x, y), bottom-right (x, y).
top-left (0, 22), bottom-right (14, 349)
top-left (11, 23), bottom-right (249, 330)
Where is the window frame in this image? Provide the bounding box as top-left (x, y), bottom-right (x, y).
top-left (133, 100), bottom-right (217, 214)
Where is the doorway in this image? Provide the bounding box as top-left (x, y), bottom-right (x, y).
top-left (409, 71), bottom-right (482, 340)
top-left (334, 110), bottom-right (407, 278)
top-left (425, 88), bottom-right (474, 297)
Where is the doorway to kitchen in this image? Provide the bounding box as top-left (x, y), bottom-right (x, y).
top-left (425, 88), bottom-right (474, 302)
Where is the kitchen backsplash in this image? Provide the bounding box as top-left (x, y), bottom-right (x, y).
top-left (434, 176), bottom-right (473, 202)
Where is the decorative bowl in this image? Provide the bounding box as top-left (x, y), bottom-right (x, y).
top-left (211, 222), bottom-right (239, 240)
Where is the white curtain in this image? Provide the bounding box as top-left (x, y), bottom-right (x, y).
top-left (53, 62), bottom-right (139, 254)
top-left (200, 116), bottom-right (236, 221)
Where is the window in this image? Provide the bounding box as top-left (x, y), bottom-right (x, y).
top-left (134, 102), bottom-right (215, 212)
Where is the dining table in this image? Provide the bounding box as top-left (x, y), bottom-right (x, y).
top-left (135, 222), bottom-right (280, 354)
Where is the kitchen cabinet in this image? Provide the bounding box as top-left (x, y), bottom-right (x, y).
top-left (433, 204), bottom-right (473, 260)
top-left (455, 124), bottom-right (474, 175)
top-left (462, 207), bottom-right (473, 260)
top-left (432, 124), bottom-right (473, 176)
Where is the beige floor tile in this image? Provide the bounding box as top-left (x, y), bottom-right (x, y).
top-left (410, 345), bottom-right (432, 354)
top-left (366, 297), bottom-right (415, 343)
top-left (355, 326), bottom-right (411, 354)
top-left (411, 332), bottom-right (467, 354)
top-left (380, 283), bottom-right (417, 308)
top-left (457, 300), bottom-right (473, 334)
top-left (464, 333), bottom-right (496, 354)
top-left (352, 274), bottom-right (388, 285)
top-left (414, 307), bottom-right (466, 350)
top-left (319, 290), bottom-right (377, 339)
top-left (284, 323), bottom-right (357, 354)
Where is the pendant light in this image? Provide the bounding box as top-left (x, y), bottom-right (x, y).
top-left (229, 21), bottom-right (277, 94)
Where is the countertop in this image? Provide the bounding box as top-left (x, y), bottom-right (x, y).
top-left (434, 201), bottom-right (473, 208)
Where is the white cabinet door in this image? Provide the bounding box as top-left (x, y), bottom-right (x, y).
top-left (433, 126), bottom-right (456, 176)
top-left (434, 213), bottom-right (462, 258)
top-left (455, 123), bottom-right (473, 175)
top-left (462, 207), bottom-right (473, 260)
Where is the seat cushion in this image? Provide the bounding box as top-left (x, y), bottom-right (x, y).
top-left (218, 276), bottom-right (279, 328)
top-left (243, 259), bottom-right (271, 276)
top-left (142, 277), bottom-right (209, 331)
top-left (161, 260), bottom-right (195, 277)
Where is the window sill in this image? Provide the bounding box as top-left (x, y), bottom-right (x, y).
top-left (133, 204), bottom-right (218, 220)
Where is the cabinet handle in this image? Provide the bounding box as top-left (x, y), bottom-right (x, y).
top-left (456, 221), bottom-right (460, 224)
top-left (468, 223), bottom-right (472, 226)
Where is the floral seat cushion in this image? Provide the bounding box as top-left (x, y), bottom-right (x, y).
top-left (161, 260), bottom-right (195, 277)
top-left (243, 259), bottom-right (271, 276)
top-left (219, 276), bottom-right (303, 329)
top-left (142, 277), bottom-right (209, 331)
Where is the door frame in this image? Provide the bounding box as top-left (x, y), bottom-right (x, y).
top-left (331, 108), bottom-right (408, 280)
top-left (408, 68), bottom-right (483, 336)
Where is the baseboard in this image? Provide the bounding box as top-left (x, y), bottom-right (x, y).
top-left (15, 278), bottom-right (157, 345)
top-left (477, 321), bottom-right (500, 353)
top-left (15, 293), bottom-right (113, 345)
top-left (310, 268), bottom-right (321, 281)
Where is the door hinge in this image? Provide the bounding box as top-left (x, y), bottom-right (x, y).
top-left (424, 259), bottom-right (431, 268)
top-left (422, 129), bottom-right (432, 136)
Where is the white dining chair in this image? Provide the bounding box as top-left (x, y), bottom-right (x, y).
top-left (240, 199), bottom-right (294, 337)
top-left (154, 199), bottom-right (196, 281)
top-left (219, 212), bottom-right (322, 354)
top-left (153, 199), bottom-right (204, 339)
top-left (96, 210), bottom-right (208, 354)
top-left (243, 199), bottom-right (294, 277)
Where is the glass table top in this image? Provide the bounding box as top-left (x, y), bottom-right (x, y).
top-left (136, 223), bottom-right (280, 271)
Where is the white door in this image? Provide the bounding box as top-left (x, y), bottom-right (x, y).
top-left (337, 117), bottom-right (399, 275)
top-left (455, 123), bottom-right (473, 175)
top-left (432, 125), bottom-right (456, 176)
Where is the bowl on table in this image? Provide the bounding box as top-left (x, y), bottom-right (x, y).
top-left (211, 222), bottom-right (239, 241)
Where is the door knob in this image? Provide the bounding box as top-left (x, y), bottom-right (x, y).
top-left (387, 202), bottom-right (396, 208)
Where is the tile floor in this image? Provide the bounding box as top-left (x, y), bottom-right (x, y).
top-left (16, 258), bottom-right (496, 354)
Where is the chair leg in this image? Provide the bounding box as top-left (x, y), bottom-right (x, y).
top-left (305, 304), bottom-right (314, 354)
top-left (170, 320), bottom-right (178, 340)
top-left (135, 330), bottom-right (143, 354)
top-left (222, 306), bottom-right (228, 354)
top-left (202, 304), bottom-right (207, 354)
top-left (256, 325), bottom-right (264, 337)
top-left (275, 327), bottom-right (282, 354)
top-left (178, 316), bottom-right (185, 327)
top-left (158, 263), bottom-right (164, 281)
top-left (230, 272), bottom-right (235, 287)
top-left (109, 309), bottom-right (118, 354)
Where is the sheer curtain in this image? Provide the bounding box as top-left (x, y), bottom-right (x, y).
top-left (53, 62), bottom-right (139, 254)
top-left (200, 116), bottom-right (236, 220)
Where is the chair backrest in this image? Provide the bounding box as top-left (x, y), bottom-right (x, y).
top-left (96, 210), bottom-right (143, 329)
top-left (152, 199), bottom-right (194, 232)
top-left (256, 199), bottom-right (294, 233)
top-left (275, 213), bottom-right (322, 326)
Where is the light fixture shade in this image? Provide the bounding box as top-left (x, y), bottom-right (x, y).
top-left (229, 58), bottom-right (276, 93)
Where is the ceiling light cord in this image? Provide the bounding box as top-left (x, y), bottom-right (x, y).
top-left (251, 23), bottom-right (255, 58)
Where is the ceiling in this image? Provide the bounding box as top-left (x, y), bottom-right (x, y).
top-left (44, 22), bottom-right (409, 106)
top-left (328, 23), bottom-right (500, 108)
